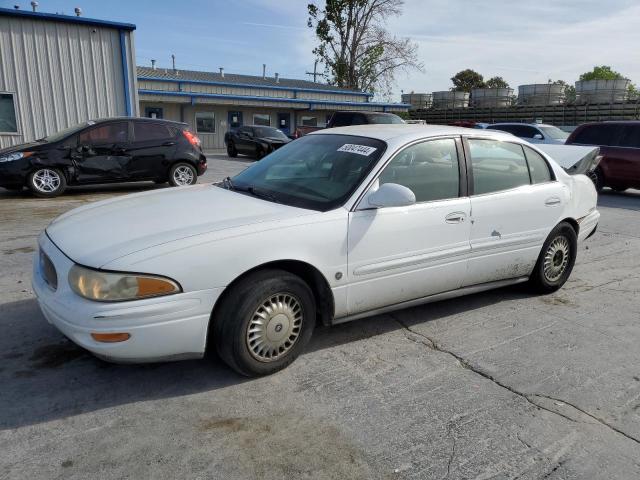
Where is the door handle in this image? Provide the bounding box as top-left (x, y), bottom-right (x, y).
top-left (445, 212), bottom-right (467, 224)
top-left (545, 197), bottom-right (561, 206)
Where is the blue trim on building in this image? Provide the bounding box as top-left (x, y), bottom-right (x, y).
top-left (0, 7), bottom-right (136, 31)
top-left (138, 76), bottom-right (374, 98)
top-left (138, 89), bottom-right (411, 110)
top-left (119, 31), bottom-right (132, 116)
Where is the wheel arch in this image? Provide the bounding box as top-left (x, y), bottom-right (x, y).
top-left (560, 217), bottom-right (579, 235)
top-left (207, 259), bottom-right (335, 349)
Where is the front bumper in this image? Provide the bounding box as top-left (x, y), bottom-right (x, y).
top-left (32, 232), bottom-right (223, 363)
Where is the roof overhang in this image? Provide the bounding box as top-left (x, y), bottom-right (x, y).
top-left (0, 7), bottom-right (136, 31)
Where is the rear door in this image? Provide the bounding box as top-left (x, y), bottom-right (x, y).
top-left (610, 124), bottom-right (640, 186)
top-left (347, 137), bottom-right (471, 314)
top-left (128, 121), bottom-right (178, 179)
top-left (463, 137), bottom-right (567, 286)
top-left (74, 122), bottom-right (130, 182)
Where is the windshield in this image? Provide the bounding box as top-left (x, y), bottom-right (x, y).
top-left (40, 121), bottom-right (94, 143)
top-left (539, 126), bottom-right (569, 140)
top-left (367, 114), bottom-right (405, 124)
top-left (254, 127), bottom-right (288, 139)
top-left (229, 134), bottom-right (386, 211)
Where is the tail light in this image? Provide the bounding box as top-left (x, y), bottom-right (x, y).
top-left (182, 130), bottom-right (201, 147)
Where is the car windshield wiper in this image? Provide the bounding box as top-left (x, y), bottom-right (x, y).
top-left (234, 184), bottom-right (280, 203)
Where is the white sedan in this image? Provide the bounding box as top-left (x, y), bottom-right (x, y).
top-left (33, 125), bottom-right (599, 376)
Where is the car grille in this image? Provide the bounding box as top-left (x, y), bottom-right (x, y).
top-left (39, 249), bottom-right (58, 291)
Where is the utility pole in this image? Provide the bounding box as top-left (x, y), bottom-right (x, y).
top-left (305, 60), bottom-right (326, 83)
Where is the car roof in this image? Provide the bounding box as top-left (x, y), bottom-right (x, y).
top-left (312, 124), bottom-right (514, 143)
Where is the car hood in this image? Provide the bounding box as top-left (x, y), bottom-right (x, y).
top-left (262, 137), bottom-right (290, 143)
top-left (0, 141), bottom-right (46, 155)
top-left (46, 184), bottom-right (315, 268)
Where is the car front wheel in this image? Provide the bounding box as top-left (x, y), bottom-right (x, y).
top-left (168, 162), bottom-right (197, 187)
top-left (213, 269), bottom-right (316, 376)
top-left (28, 168), bottom-right (66, 198)
top-left (529, 222), bottom-right (577, 293)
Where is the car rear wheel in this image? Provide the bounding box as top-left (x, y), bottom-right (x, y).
top-left (529, 222), bottom-right (577, 293)
top-left (255, 147), bottom-right (265, 160)
top-left (168, 162), bottom-right (197, 187)
top-left (213, 269), bottom-right (316, 376)
top-left (227, 141), bottom-right (238, 158)
top-left (588, 168), bottom-right (604, 193)
top-left (28, 168), bottom-right (66, 198)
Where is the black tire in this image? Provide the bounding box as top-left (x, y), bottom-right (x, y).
top-left (255, 146), bottom-right (265, 160)
top-left (227, 141), bottom-right (238, 158)
top-left (168, 162), bottom-right (197, 187)
top-left (529, 222), bottom-right (578, 293)
top-left (27, 168), bottom-right (67, 198)
top-left (588, 167), bottom-right (604, 193)
top-left (213, 269), bottom-right (316, 376)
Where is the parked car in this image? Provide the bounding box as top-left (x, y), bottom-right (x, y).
top-left (326, 110), bottom-right (405, 128)
top-left (565, 121), bottom-right (640, 192)
top-left (225, 125), bottom-right (291, 159)
top-left (33, 125), bottom-right (599, 376)
top-left (0, 118), bottom-right (207, 197)
top-left (486, 123), bottom-right (569, 144)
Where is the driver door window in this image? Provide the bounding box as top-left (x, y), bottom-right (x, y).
top-left (79, 122), bottom-right (128, 145)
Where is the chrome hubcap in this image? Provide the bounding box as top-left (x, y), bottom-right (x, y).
top-left (33, 169), bottom-right (61, 193)
top-left (173, 165), bottom-right (194, 186)
top-left (246, 293), bottom-right (303, 362)
top-left (543, 236), bottom-right (570, 282)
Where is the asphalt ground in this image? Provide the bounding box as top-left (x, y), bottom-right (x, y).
top-left (1, 153), bottom-right (639, 479)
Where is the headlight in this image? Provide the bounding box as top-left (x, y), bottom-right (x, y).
top-left (0, 151), bottom-right (33, 163)
top-left (68, 265), bottom-right (181, 302)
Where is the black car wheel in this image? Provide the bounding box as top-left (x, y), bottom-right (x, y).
top-left (255, 147), bottom-right (265, 160)
top-left (28, 168), bottom-right (67, 198)
top-left (227, 141), bottom-right (238, 158)
top-left (168, 162), bottom-right (197, 187)
top-left (213, 269), bottom-right (316, 376)
top-left (588, 168), bottom-right (604, 193)
top-left (529, 222), bottom-right (577, 293)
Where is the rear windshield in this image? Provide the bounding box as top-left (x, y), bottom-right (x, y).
top-left (230, 134), bottom-right (386, 211)
top-left (539, 126), bottom-right (569, 140)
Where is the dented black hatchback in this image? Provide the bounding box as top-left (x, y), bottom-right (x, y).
top-left (0, 117), bottom-right (207, 197)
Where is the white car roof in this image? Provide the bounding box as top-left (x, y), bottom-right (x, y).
top-left (311, 124), bottom-right (514, 144)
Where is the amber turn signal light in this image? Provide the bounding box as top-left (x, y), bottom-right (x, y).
top-left (91, 332), bottom-right (131, 343)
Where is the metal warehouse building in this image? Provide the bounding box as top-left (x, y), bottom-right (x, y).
top-left (138, 66), bottom-right (409, 150)
top-left (0, 7), bottom-right (138, 149)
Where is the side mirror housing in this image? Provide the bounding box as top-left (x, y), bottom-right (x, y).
top-left (362, 183), bottom-right (416, 209)
top-left (533, 133), bottom-right (544, 140)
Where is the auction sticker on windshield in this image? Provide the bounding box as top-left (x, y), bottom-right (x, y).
top-left (337, 144), bottom-right (378, 156)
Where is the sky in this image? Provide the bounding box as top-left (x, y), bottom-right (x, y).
top-left (3, 0), bottom-right (640, 100)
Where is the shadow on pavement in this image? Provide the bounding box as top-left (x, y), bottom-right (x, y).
top-left (0, 285), bottom-right (532, 430)
top-left (598, 189), bottom-right (640, 211)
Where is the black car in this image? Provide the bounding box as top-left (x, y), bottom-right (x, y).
top-left (326, 110), bottom-right (405, 128)
top-left (0, 118), bottom-right (207, 198)
top-left (225, 125), bottom-right (291, 159)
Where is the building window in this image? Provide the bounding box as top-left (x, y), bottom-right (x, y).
top-left (0, 93), bottom-right (18, 133)
top-left (145, 107), bottom-right (163, 119)
top-left (300, 116), bottom-right (318, 127)
top-left (196, 112), bottom-right (216, 133)
top-left (253, 114), bottom-right (270, 126)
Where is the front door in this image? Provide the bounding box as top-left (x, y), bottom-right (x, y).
top-left (277, 113), bottom-right (291, 136)
top-left (347, 137), bottom-right (471, 315)
top-left (228, 111), bottom-right (243, 130)
top-left (74, 121), bottom-right (131, 183)
top-left (464, 137), bottom-right (567, 286)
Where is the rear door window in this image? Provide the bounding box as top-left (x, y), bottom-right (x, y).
top-left (572, 124), bottom-right (620, 146)
top-left (78, 122), bottom-right (128, 145)
top-left (523, 145), bottom-right (553, 183)
top-left (468, 139), bottom-right (531, 195)
top-left (617, 125), bottom-right (640, 148)
top-left (133, 122), bottom-right (175, 142)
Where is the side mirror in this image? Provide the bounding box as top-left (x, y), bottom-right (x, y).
top-left (362, 183), bottom-right (416, 209)
top-left (533, 133), bottom-right (544, 140)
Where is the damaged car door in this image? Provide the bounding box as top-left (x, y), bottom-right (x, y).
top-left (72, 121), bottom-right (131, 183)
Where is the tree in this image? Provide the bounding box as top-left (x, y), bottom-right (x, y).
top-left (579, 65), bottom-right (626, 81)
top-left (485, 76), bottom-right (509, 89)
top-left (451, 69), bottom-right (485, 92)
top-left (307, 0), bottom-right (423, 97)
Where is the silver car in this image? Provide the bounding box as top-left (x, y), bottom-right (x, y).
top-left (486, 123), bottom-right (569, 145)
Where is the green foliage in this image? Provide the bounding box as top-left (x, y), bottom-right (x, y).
top-left (485, 76), bottom-right (509, 89)
top-left (451, 69), bottom-right (485, 92)
top-left (579, 65), bottom-right (626, 81)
